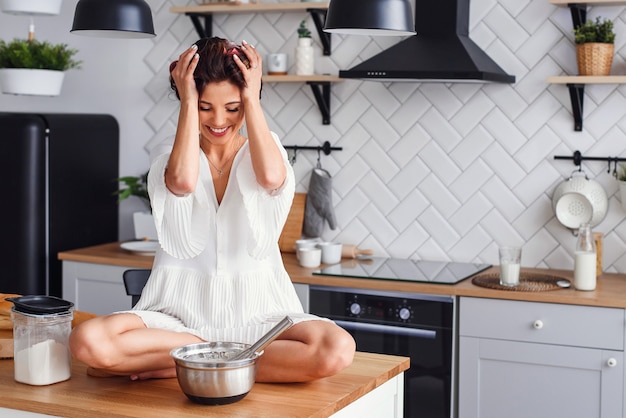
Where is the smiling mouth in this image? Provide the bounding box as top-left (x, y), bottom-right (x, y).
top-left (209, 126), bottom-right (228, 134)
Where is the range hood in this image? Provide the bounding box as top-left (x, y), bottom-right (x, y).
top-left (338, 0), bottom-right (515, 83)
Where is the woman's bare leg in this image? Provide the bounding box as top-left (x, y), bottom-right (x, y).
top-left (255, 320), bottom-right (355, 382)
top-left (69, 313), bottom-right (202, 379)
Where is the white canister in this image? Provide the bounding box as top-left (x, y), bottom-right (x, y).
top-left (267, 53), bottom-right (288, 75)
top-left (295, 38), bottom-right (314, 76)
top-left (8, 296), bottom-right (74, 385)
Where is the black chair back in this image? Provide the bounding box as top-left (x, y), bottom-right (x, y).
top-left (123, 269), bottom-right (151, 307)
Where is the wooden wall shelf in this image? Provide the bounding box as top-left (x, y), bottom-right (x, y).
top-left (170, 2), bottom-right (331, 55)
top-left (548, 0), bottom-right (626, 131)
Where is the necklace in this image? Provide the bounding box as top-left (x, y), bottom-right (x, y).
top-left (206, 138), bottom-right (242, 178)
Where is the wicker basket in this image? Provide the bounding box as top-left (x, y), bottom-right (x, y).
top-left (576, 43), bottom-right (614, 76)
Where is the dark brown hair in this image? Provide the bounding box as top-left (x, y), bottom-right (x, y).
top-left (170, 37), bottom-right (261, 100)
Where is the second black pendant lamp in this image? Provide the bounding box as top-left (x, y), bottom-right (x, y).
top-left (324, 0), bottom-right (415, 36)
top-left (71, 0), bottom-right (156, 38)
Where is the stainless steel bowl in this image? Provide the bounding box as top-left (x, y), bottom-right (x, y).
top-left (170, 342), bottom-right (260, 405)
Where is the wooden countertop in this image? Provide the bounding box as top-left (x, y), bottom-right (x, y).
top-left (0, 352), bottom-right (408, 418)
top-left (58, 242), bottom-right (626, 309)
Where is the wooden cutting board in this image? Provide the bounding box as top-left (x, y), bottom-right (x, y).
top-left (0, 329), bottom-right (12, 359)
top-left (278, 193), bottom-right (306, 253)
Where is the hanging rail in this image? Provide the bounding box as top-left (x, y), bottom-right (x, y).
top-left (283, 141), bottom-right (342, 164)
top-left (554, 150), bottom-right (626, 177)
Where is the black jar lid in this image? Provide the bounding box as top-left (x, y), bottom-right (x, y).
top-left (5, 295), bottom-right (74, 315)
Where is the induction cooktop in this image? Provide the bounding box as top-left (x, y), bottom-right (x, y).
top-left (313, 258), bottom-right (492, 284)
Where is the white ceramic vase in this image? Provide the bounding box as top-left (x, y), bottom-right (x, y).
top-left (0, 69), bottom-right (65, 96)
top-left (619, 181), bottom-right (626, 211)
top-left (0, 0), bottom-right (62, 15)
top-left (295, 38), bottom-right (314, 76)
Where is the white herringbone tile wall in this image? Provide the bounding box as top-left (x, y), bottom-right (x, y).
top-left (146, 0), bottom-right (626, 272)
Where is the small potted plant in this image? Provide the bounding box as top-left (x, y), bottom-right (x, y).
top-left (573, 16), bottom-right (615, 76)
top-left (114, 172), bottom-right (157, 240)
top-left (0, 38), bottom-right (81, 96)
top-left (295, 19), bottom-right (314, 76)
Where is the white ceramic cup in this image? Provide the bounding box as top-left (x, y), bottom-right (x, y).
top-left (499, 246), bottom-right (521, 286)
top-left (298, 247), bottom-right (322, 268)
top-left (267, 53), bottom-right (288, 74)
top-left (295, 238), bottom-right (321, 259)
top-left (317, 242), bottom-right (342, 264)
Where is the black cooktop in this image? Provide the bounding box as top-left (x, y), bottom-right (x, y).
top-left (313, 258), bottom-right (492, 285)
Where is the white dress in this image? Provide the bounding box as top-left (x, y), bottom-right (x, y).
top-left (128, 133), bottom-right (325, 344)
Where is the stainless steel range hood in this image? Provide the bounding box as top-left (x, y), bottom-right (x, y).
top-left (338, 0), bottom-right (515, 83)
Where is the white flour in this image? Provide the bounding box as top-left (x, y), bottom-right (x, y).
top-left (14, 339), bottom-right (71, 385)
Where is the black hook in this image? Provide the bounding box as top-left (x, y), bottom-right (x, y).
top-left (316, 148), bottom-right (322, 169)
top-left (290, 146), bottom-right (298, 165)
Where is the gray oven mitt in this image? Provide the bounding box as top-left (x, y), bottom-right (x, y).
top-left (303, 168), bottom-right (337, 237)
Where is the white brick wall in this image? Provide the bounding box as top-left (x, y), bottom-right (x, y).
top-left (147, 0), bottom-right (626, 272)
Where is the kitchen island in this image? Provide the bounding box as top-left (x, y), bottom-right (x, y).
top-left (58, 242), bottom-right (626, 417)
top-left (0, 351), bottom-right (408, 417)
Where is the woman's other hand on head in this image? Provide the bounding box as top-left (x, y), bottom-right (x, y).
top-left (235, 40), bottom-right (262, 102)
top-left (170, 44), bottom-right (200, 102)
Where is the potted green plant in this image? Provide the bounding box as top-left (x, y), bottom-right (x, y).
top-left (295, 20), bottom-right (314, 76)
top-left (114, 172), bottom-right (156, 240)
top-left (573, 17), bottom-right (615, 76)
top-left (0, 38), bottom-right (81, 96)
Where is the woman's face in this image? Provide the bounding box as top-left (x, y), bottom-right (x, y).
top-left (198, 80), bottom-right (245, 145)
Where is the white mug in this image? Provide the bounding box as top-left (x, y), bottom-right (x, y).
top-left (267, 53), bottom-right (288, 75)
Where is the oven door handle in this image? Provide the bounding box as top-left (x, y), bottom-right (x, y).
top-left (334, 320), bottom-right (436, 339)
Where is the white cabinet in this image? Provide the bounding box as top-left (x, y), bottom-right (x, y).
top-left (458, 297), bottom-right (624, 418)
top-left (62, 261), bottom-right (133, 315)
top-left (62, 260), bottom-right (311, 316)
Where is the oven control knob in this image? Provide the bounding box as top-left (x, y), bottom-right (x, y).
top-left (398, 307), bottom-right (411, 320)
top-left (350, 303), bottom-right (361, 316)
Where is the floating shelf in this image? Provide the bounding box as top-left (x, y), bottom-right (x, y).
top-left (548, 0), bottom-right (626, 131)
top-left (170, 2), bottom-right (331, 55)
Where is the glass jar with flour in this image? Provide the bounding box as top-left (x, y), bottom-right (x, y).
top-left (7, 296), bottom-right (74, 385)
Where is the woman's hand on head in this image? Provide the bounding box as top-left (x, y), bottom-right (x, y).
top-left (171, 44), bottom-right (200, 103)
top-left (234, 40), bottom-right (262, 103)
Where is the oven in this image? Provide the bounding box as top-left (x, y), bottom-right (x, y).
top-left (309, 286), bottom-right (455, 418)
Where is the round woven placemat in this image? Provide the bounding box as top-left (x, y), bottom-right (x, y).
top-left (472, 273), bottom-right (570, 292)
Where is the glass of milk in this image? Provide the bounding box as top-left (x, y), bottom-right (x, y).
top-left (499, 246), bottom-right (521, 286)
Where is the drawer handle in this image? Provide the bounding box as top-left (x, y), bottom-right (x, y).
top-left (533, 320), bottom-right (544, 329)
top-left (607, 358), bottom-right (617, 368)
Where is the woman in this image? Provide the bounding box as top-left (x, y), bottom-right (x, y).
top-left (70, 37), bottom-right (355, 382)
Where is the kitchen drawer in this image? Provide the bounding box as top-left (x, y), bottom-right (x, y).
top-left (460, 297), bottom-right (624, 350)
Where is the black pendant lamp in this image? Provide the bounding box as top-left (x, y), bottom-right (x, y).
top-left (71, 0), bottom-right (155, 38)
top-left (324, 0), bottom-right (415, 36)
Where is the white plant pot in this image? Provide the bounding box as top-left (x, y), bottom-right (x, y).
top-left (295, 38), bottom-right (314, 76)
top-left (0, 69), bottom-right (65, 96)
top-left (619, 181), bottom-right (626, 211)
top-left (133, 212), bottom-right (158, 241)
top-left (1, 0), bottom-right (62, 15)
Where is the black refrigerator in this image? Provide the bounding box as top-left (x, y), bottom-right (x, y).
top-left (0, 113), bottom-right (119, 297)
